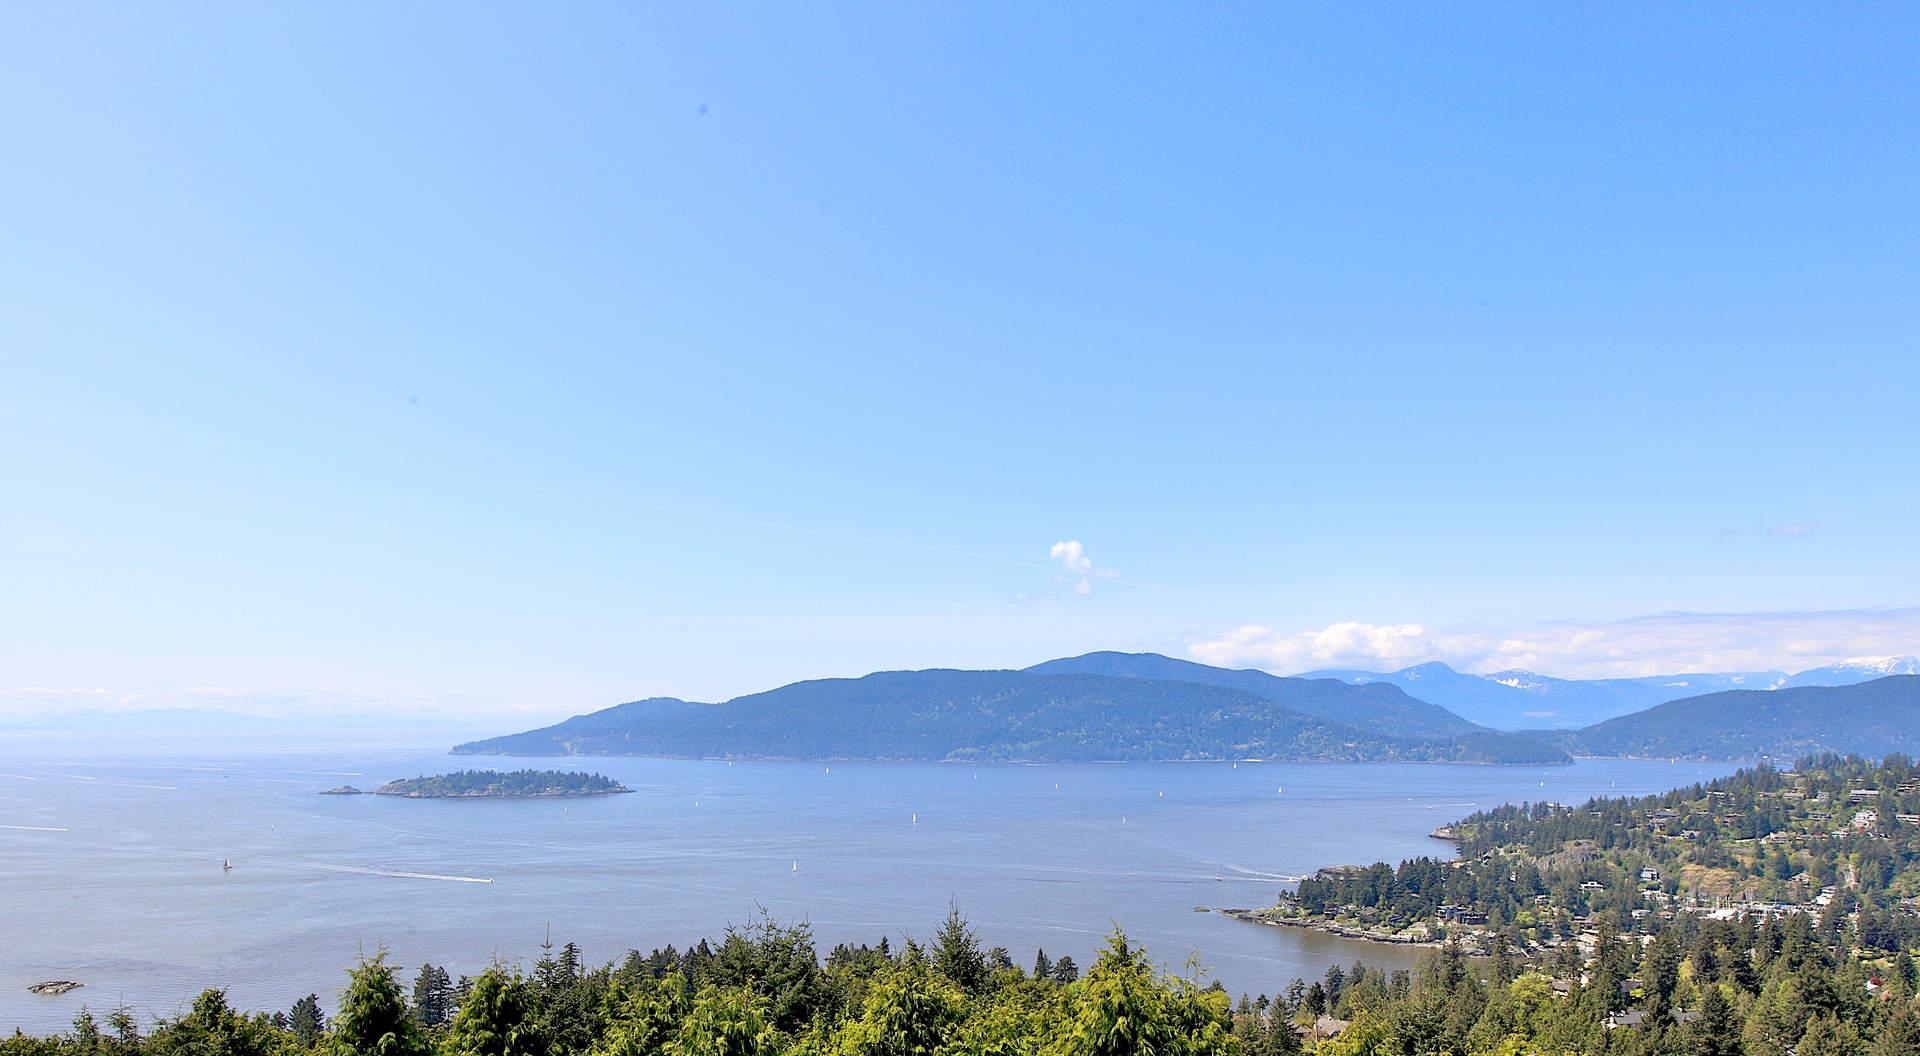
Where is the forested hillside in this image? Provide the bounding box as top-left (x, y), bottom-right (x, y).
top-left (1024, 652), bottom-right (1488, 741)
top-left (1555, 678), bottom-right (1920, 761)
top-left (1261, 754), bottom-right (1920, 956)
top-left (454, 669), bottom-right (1568, 764)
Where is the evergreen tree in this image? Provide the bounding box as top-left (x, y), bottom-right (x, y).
top-left (1052, 956), bottom-right (1080, 985)
top-left (1053, 931), bottom-right (1232, 1056)
top-left (835, 959), bottom-right (965, 1056)
top-left (1302, 982), bottom-right (1326, 1019)
top-left (669, 986), bottom-right (779, 1056)
top-left (107, 1005), bottom-right (141, 1047)
top-left (69, 1008), bottom-right (101, 1053)
top-left (331, 953), bottom-right (428, 1056)
top-left (413, 964), bottom-right (454, 1029)
top-left (1877, 1001), bottom-right (1920, 1056)
top-left (146, 989), bottom-right (280, 1056)
top-left (1034, 950), bottom-right (1053, 981)
top-left (443, 968), bottom-right (547, 1056)
top-left (930, 904), bottom-right (987, 993)
top-left (290, 994), bottom-right (326, 1048)
top-left (1688, 985), bottom-right (1741, 1056)
top-left (1801, 1016), bottom-right (1865, 1056)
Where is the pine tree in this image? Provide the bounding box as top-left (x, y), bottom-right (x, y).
top-left (1052, 956), bottom-right (1079, 985)
top-left (1034, 949), bottom-right (1053, 981)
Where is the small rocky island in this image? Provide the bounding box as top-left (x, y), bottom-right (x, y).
top-left (321, 769), bottom-right (632, 798)
top-left (29, 981), bottom-right (83, 996)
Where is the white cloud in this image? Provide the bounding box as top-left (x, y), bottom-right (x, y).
top-left (1768, 522), bottom-right (1818, 537)
top-left (1048, 540), bottom-right (1119, 595)
top-left (1050, 540), bottom-right (1092, 574)
top-left (1188, 607), bottom-right (1920, 679)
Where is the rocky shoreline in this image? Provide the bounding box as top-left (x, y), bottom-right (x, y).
top-left (1216, 907), bottom-right (1443, 948)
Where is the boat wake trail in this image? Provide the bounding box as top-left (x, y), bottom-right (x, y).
top-left (0, 824), bottom-right (68, 832)
top-left (303, 862), bottom-right (494, 884)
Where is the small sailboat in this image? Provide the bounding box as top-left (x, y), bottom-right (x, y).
top-left (911, 813), bottom-right (918, 825)
top-left (222, 858), bottom-right (232, 872)
top-left (791, 860), bottom-right (797, 873)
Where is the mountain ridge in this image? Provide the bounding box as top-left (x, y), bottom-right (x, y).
top-left (1296, 656), bottom-right (1916, 729)
top-left (453, 666), bottom-right (1567, 765)
top-left (1540, 675), bottom-right (1920, 761)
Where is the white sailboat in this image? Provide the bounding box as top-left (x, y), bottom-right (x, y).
top-left (222, 858), bottom-right (232, 872)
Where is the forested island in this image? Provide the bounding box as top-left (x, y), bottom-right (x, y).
top-left (454, 666), bottom-right (1570, 765)
top-left (322, 770), bottom-right (631, 798)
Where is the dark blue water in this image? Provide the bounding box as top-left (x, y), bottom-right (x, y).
top-left (0, 737), bottom-right (1734, 1033)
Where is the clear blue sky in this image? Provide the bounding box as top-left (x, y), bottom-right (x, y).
top-left (4, 5), bottom-right (1917, 720)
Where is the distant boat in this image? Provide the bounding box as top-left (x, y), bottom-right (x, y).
top-left (791, 860), bottom-right (797, 872)
top-left (222, 859), bottom-right (232, 872)
top-left (911, 813), bottom-right (917, 824)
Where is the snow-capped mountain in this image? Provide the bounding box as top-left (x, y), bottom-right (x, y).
top-left (1781, 657), bottom-right (1920, 688)
top-left (1295, 658), bottom-right (1913, 731)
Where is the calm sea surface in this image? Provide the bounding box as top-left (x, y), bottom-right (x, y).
top-left (0, 736), bottom-right (1735, 1033)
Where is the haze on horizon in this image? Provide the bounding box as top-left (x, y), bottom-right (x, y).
top-left (4, 5), bottom-right (1917, 721)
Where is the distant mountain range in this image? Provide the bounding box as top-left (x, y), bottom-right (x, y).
top-left (454, 662), bottom-right (1569, 765)
top-left (1541, 676), bottom-right (1920, 761)
top-left (453, 654), bottom-right (1920, 767)
top-left (1297, 657), bottom-right (1920, 729)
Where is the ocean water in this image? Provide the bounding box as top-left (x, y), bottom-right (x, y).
top-left (0, 738), bottom-right (1735, 1034)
